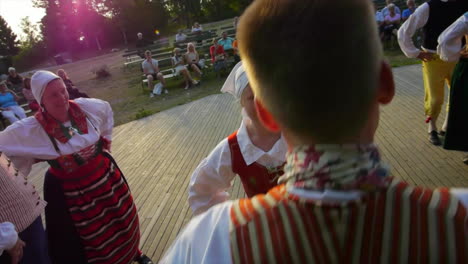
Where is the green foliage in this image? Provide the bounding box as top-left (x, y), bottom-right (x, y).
top-left (12, 41), bottom-right (47, 71)
top-left (135, 108), bottom-right (153, 120)
top-left (0, 15), bottom-right (20, 57)
top-left (19, 17), bottom-right (41, 49)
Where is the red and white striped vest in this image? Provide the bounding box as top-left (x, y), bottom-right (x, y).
top-left (229, 179), bottom-right (468, 264)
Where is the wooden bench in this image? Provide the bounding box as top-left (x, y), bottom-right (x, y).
top-left (123, 40), bottom-right (172, 61)
top-left (0, 103), bottom-right (32, 130)
top-left (220, 26), bottom-right (234, 31)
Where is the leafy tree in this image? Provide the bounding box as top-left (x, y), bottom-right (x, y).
top-left (0, 15), bottom-right (20, 57)
top-left (19, 17), bottom-right (41, 48)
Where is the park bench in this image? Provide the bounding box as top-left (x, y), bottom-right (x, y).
top-left (0, 103), bottom-right (32, 130)
top-left (122, 39), bottom-right (171, 60)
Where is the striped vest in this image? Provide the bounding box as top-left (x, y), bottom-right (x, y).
top-left (229, 179), bottom-right (468, 264)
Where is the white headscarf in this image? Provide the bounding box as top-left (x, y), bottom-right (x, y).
top-left (31, 70), bottom-right (61, 105)
top-left (220, 61), bottom-right (249, 100)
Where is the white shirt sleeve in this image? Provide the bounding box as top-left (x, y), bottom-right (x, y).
top-left (0, 222), bottom-right (18, 256)
top-left (398, 3), bottom-right (430, 58)
top-left (75, 98), bottom-right (114, 141)
top-left (188, 139), bottom-right (237, 215)
top-left (450, 189), bottom-right (468, 209)
top-left (438, 13), bottom-right (468, 62)
top-left (160, 202), bottom-right (233, 264)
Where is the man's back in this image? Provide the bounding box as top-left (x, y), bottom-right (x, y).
top-left (230, 181), bottom-right (467, 263)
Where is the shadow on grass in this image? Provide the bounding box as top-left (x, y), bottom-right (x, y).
top-left (384, 48), bottom-right (421, 68)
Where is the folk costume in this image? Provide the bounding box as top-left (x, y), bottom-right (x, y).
top-left (0, 71), bottom-right (146, 264)
top-left (163, 145), bottom-right (468, 264)
top-left (397, 0), bottom-right (468, 144)
top-left (189, 62), bottom-right (287, 215)
top-left (437, 12), bottom-right (468, 155)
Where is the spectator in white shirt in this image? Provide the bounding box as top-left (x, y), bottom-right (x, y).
top-left (172, 48), bottom-right (199, 90)
top-left (175, 30), bottom-right (187, 43)
top-left (382, 0), bottom-right (401, 17)
top-left (141, 50), bottom-right (167, 95)
top-left (191, 22), bottom-right (203, 33)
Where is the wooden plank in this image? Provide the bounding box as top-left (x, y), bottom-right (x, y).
top-left (20, 64), bottom-right (468, 263)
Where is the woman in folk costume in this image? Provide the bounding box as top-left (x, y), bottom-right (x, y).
top-left (438, 12), bottom-right (468, 164)
top-left (0, 71), bottom-right (153, 264)
top-left (188, 62), bottom-right (287, 215)
top-left (397, 0), bottom-right (468, 146)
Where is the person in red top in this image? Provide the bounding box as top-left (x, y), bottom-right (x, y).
top-left (210, 38), bottom-right (227, 72)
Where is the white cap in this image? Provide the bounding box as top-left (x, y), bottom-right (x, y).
top-left (31, 70), bottom-right (61, 105)
top-left (8, 67), bottom-right (15, 72)
top-left (220, 61), bottom-right (249, 100)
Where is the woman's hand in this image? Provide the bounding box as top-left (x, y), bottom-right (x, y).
top-left (417, 51), bottom-right (434, 62)
top-left (6, 238), bottom-right (26, 264)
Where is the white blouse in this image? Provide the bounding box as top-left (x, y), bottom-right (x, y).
top-left (398, 3), bottom-right (431, 58)
top-left (188, 121), bottom-right (287, 215)
top-left (0, 98), bottom-right (113, 176)
top-left (438, 13), bottom-right (468, 62)
top-left (0, 222), bottom-right (17, 256)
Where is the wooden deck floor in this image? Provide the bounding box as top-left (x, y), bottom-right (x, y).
top-left (28, 64), bottom-right (467, 262)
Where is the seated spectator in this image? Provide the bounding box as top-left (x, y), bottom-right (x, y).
top-left (402, 0), bottom-right (416, 22)
top-left (185, 43), bottom-right (204, 78)
top-left (232, 39), bottom-right (240, 63)
top-left (160, 1), bottom-right (468, 263)
top-left (191, 22), bottom-right (203, 34)
top-left (0, 152), bottom-right (50, 264)
top-left (6, 68), bottom-right (23, 92)
top-left (21, 78), bottom-right (39, 112)
top-left (382, 0), bottom-right (401, 17)
top-left (218, 32), bottom-right (235, 52)
top-left (375, 3), bottom-right (385, 40)
top-left (175, 29), bottom-right (187, 43)
top-left (233, 16), bottom-right (239, 30)
top-left (0, 81), bottom-right (26, 124)
top-left (172, 48), bottom-right (199, 90)
top-left (56, 69), bottom-right (89, 100)
top-left (142, 50), bottom-right (167, 96)
top-left (136, 32), bottom-right (152, 59)
top-left (383, 4), bottom-right (401, 41)
top-left (210, 38), bottom-right (227, 73)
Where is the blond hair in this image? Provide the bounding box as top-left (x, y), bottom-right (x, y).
top-left (238, 0), bottom-right (382, 142)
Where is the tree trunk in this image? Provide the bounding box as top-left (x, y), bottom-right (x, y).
top-left (95, 36), bottom-right (102, 51)
top-left (121, 28), bottom-right (128, 46)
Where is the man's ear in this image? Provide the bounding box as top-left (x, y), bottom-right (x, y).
top-left (255, 98), bottom-right (281, 132)
top-left (378, 61), bottom-right (395, 105)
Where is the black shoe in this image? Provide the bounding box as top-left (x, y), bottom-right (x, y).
top-left (428, 131), bottom-right (441, 146)
top-left (463, 156), bottom-right (468, 165)
top-left (136, 254), bottom-right (154, 264)
top-left (439, 130), bottom-right (446, 136)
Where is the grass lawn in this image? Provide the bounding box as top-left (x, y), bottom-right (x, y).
top-left (74, 45), bottom-right (420, 126)
top-left (385, 48), bottom-right (421, 68)
top-left (77, 65), bottom-right (227, 126)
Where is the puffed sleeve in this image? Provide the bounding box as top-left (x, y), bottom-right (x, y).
top-left (74, 98), bottom-right (114, 141)
top-left (438, 13), bottom-right (468, 62)
top-left (0, 222), bottom-right (18, 256)
top-left (397, 3), bottom-right (430, 58)
top-left (188, 139), bottom-right (237, 215)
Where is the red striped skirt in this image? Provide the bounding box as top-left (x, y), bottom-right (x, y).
top-left (47, 153), bottom-right (140, 264)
